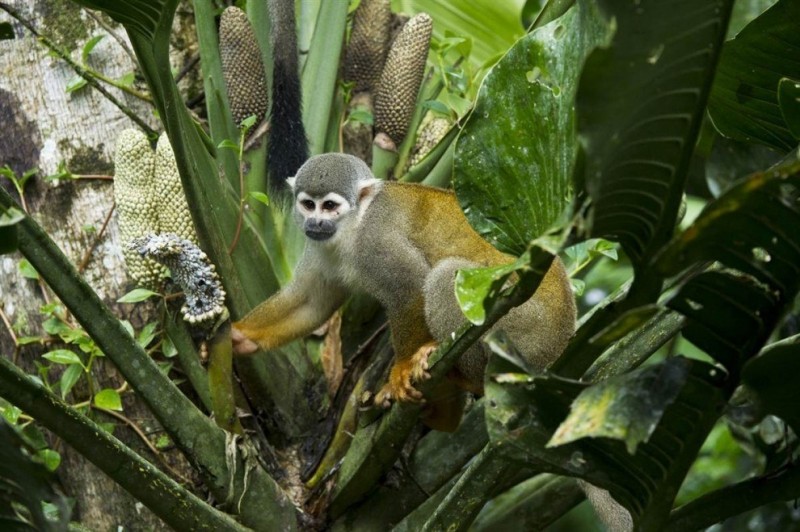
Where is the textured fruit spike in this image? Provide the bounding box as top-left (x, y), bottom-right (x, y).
top-left (344, 0), bottom-right (392, 93)
top-left (219, 6), bottom-right (269, 126)
top-left (132, 234), bottom-right (227, 329)
top-left (408, 113), bottom-right (451, 168)
top-left (374, 12), bottom-right (433, 146)
top-left (113, 129), bottom-right (164, 289)
top-left (154, 134), bottom-right (198, 245)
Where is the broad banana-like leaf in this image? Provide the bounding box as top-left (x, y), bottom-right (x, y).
top-left (708, 0), bottom-right (800, 153)
top-left (484, 353), bottom-right (725, 528)
top-left (579, 0), bottom-right (734, 268)
top-left (455, 0), bottom-right (612, 256)
top-left (658, 160), bottom-right (800, 369)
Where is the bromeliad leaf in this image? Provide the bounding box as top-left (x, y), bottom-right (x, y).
top-left (579, 0), bottom-right (734, 267)
top-left (548, 357), bottom-right (690, 454)
top-left (708, 0), bottom-right (800, 153)
top-left (455, 1), bottom-right (612, 255)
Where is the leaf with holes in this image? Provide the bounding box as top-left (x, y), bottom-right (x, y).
top-left (667, 271), bottom-right (780, 371)
top-left (455, 1), bottom-right (612, 255)
top-left (708, 0), bottom-right (800, 152)
top-left (579, 0), bottom-right (734, 266)
top-left (657, 161), bottom-right (800, 369)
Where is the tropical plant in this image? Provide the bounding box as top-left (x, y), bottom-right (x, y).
top-left (1, 0), bottom-right (799, 530)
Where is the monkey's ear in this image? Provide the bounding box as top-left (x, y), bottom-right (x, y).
top-left (286, 176), bottom-right (297, 190)
top-left (357, 178), bottom-right (381, 203)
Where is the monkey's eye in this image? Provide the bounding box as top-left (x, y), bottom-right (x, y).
top-left (300, 199), bottom-right (315, 211)
top-left (322, 200), bottom-right (339, 211)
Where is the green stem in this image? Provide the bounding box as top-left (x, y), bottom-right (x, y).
top-left (339, 402), bottom-right (488, 530)
top-left (419, 444), bottom-right (518, 532)
top-left (471, 475), bottom-right (582, 531)
top-left (163, 313), bottom-right (212, 412)
top-left (87, 67), bottom-right (153, 102)
top-left (0, 356), bottom-right (248, 532)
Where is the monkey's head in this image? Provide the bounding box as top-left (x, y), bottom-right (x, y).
top-left (287, 154), bottom-right (381, 243)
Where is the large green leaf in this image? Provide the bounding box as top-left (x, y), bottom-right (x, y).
top-left (579, 0), bottom-right (734, 267)
top-left (708, 0), bottom-right (800, 153)
top-left (392, 0), bottom-right (526, 70)
top-left (454, 0), bottom-right (612, 255)
top-left (484, 353), bottom-right (726, 527)
top-left (657, 161), bottom-right (800, 368)
top-left (549, 357), bottom-right (690, 454)
top-left (668, 271), bottom-right (780, 372)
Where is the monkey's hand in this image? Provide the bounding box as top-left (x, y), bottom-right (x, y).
top-left (374, 341), bottom-right (436, 408)
top-left (231, 325), bottom-right (260, 355)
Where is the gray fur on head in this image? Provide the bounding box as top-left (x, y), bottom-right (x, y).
top-left (288, 153), bottom-right (375, 205)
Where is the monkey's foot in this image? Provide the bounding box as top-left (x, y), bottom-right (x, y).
top-left (374, 342), bottom-right (436, 408)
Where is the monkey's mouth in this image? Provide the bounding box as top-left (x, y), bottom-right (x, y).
top-left (305, 229), bottom-right (335, 241)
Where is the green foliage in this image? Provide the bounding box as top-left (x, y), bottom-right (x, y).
top-left (3, 0), bottom-right (800, 529)
top-left (708, 0), bottom-right (800, 152)
top-left (0, 420), bottom-right (70, 531)
top-left (455, 1), bottom-right (612, 255)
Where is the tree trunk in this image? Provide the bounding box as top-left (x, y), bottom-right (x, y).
top-left (0, 1), bottom-right (201, 529)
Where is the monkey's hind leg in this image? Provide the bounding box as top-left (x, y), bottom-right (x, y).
top-left (374, 341), bottom-right (436, 407)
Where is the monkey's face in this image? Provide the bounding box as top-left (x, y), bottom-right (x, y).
top-left (295, 191), bottom-right (352, 242)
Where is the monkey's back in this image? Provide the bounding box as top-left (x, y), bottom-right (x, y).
top-left (379, 182), bottom-right (507, 267)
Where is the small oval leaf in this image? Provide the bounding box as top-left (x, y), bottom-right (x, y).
top-left (94, 388), bottom-right (123, 411)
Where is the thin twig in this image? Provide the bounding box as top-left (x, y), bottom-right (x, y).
top-left (78, 203), bottom-right (115, 273)
top-left (0, 2), bottom-right (157, 137)
top-left (243, 120), bottom-right (270, 152)
top-left (84, 9), bottom-right (137, 64)
top-left (0, 304), bottom-right (20, 364)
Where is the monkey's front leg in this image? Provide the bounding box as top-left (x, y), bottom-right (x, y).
top-left (232, 273), bottom-right (347, 355)
top-left (374, 298), bottom-right (437, 407)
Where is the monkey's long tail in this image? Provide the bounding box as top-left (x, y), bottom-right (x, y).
top-left (267, 0), bottom-right (309, 193)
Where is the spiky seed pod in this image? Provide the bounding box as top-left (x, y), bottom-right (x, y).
top-left (219, 6), bottom-right (269, 126)
top-left (154, 134), bottom-right (197, 245)
top-left (408, 114), bottom-right (451, 168)
top-left (113, 129), bottom-right (164, 289)
top-left (374, 13), bottom-right (433, 146)
top-left (344, 0), bottom-right (392, 93)
top-left (132, 234), bottom-right (227, 330)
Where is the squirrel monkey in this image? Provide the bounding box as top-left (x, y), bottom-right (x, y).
top-left (232, 153), bottom-right (576, 430)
